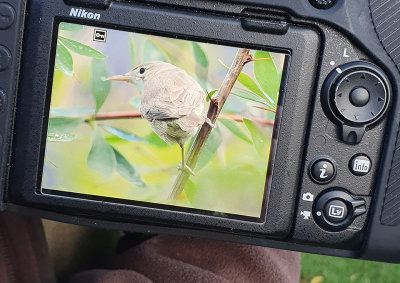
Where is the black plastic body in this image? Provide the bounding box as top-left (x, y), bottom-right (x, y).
top-left (1, 0), bottom-right (400, 263)
top-left (9, 0), bottom-right (321, 238)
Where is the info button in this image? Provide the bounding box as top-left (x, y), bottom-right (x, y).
top-left (349, 154), bottom-right (371, 176)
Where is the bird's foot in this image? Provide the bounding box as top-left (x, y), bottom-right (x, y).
top-left (178, 164), bottom-right (196, 176)
top-left (205, 117), bottom-right (216, 128)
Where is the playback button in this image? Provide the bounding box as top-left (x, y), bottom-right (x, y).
top-left (0, 3), bottom-right (16, 30)
top-left (0, 46), bottom-right (11, 72)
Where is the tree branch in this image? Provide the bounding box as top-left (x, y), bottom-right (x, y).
top-left (169, 48), bottom-right (252, 200)
top-left (90, 111), bottom-right (274, 126)
top-left (92, 112), bottom-right (142, 121)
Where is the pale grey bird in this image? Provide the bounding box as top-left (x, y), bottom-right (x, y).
top-left (107, 61), bottom-right (213, 175)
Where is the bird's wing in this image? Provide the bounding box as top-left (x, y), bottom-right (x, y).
top-left (141, 70), bottom-right (205, 121)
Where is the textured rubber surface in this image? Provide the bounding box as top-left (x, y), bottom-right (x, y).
top-left (381, 127), bottom-right (400, 225)
top-left (370, 0), bottom-right (400, 73)
top-left (370, 0), bottom-right (400, 225)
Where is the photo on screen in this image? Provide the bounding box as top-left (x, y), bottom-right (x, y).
top-left (42, 22), bottom-right (288, 219)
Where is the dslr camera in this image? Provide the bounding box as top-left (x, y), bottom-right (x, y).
top-left (1, 0), bottom-right (400, 263)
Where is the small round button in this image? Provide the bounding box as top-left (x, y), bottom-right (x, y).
top-left (324, 199), bottom-right (349, 223)
top-left (0, 3), bottom-right (16, 30)
top-left (349, 154), bottom-right (371, 176)
top-left (309, 158), bottom-right (336, 184)
top-left (349, 87), bottom-right (370, 107)
top-left (0, 46), bottom-right (12, 72)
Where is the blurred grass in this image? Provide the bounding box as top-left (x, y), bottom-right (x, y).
top-left (301, 253), bottom-right (400, 283)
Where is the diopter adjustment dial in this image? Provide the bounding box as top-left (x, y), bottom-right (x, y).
top-left (321, 62), bottom-right (391, 144)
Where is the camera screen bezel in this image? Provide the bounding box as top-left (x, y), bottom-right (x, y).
top-left (41, 19), bottom-right (290, 223)
top-left (8, 0), bottom-right (321, 237)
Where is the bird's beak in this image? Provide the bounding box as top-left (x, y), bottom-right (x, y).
top-left (106, 74), bottom-right (131, 82)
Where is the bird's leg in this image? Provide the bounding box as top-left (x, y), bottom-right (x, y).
top-left (178, 144), bottom-right (195, 176)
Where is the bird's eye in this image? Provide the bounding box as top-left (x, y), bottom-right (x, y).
top-left (139, 68), bottom-right (146, 74)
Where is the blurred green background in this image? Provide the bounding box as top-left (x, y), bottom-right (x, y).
top-left (301, 253), bottom-right (400, 283)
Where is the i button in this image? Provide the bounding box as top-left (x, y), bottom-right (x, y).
top-left (309, 158), bottom-right (336, 184)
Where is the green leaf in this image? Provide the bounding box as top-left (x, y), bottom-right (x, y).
top-left (87, 130), bottom-right (116, 177)
top-left (237, 72), bottom-right (267, 100)
top-left (55, 42), bottom-right (73, 76)
top-left (196, 127), bottom-right (222, 171)
top-left (184, 180), bottom-right (197, 204)
top-left (230, 88), bottom-right (273, 108)
top-left (206, 89), bottom-right (218, 102)
top-left (47, 117), bottom-right (83, 141)
top-left (47, 134), bottom-right (76, 142)
top-left (145, 132), bottom-right (169, 147)
top-left (219, 118), bottom-right (252, 143)
top-left (50, 108), bottom-right (94, 117)
top-left (142, 39), bottom-right (167, 62)
top-left (59, 23), bottom-right (83, 31)
top-left (254, 51), bottom-right (280, 105)
top-left (112, 146), bottom-right (145, 187)
top-left (219, 59), bottom-right (266, 100)
top-left (192, 42), bottom-right (209, 68)
top-left (90, 58), bottom-right (111, 113)
top-left (59, 36), bottom-right (107, 59)
top-left (48, 117), bottom-right (83, 133)
top-left (243, 119), bottom-right (267, 155)
top-left (129, 34), bottom-right (137, 67)
top-left (194, 50), bottom-right (209, 93)
top-left (99, 124), bottom-right (146, 142)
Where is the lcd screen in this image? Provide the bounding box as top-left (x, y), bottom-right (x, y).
top-left (42, 22), bottom-right (288, 220)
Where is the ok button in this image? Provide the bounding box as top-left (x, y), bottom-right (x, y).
top-left (309, 158), bottom-right (336, 184)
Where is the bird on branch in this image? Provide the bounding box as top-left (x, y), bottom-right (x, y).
top-left (107, 61), bottom-right (214, 175)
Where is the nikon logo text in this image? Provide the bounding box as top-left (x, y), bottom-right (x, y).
top-left (69, 8), bottom-right (100, 20)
